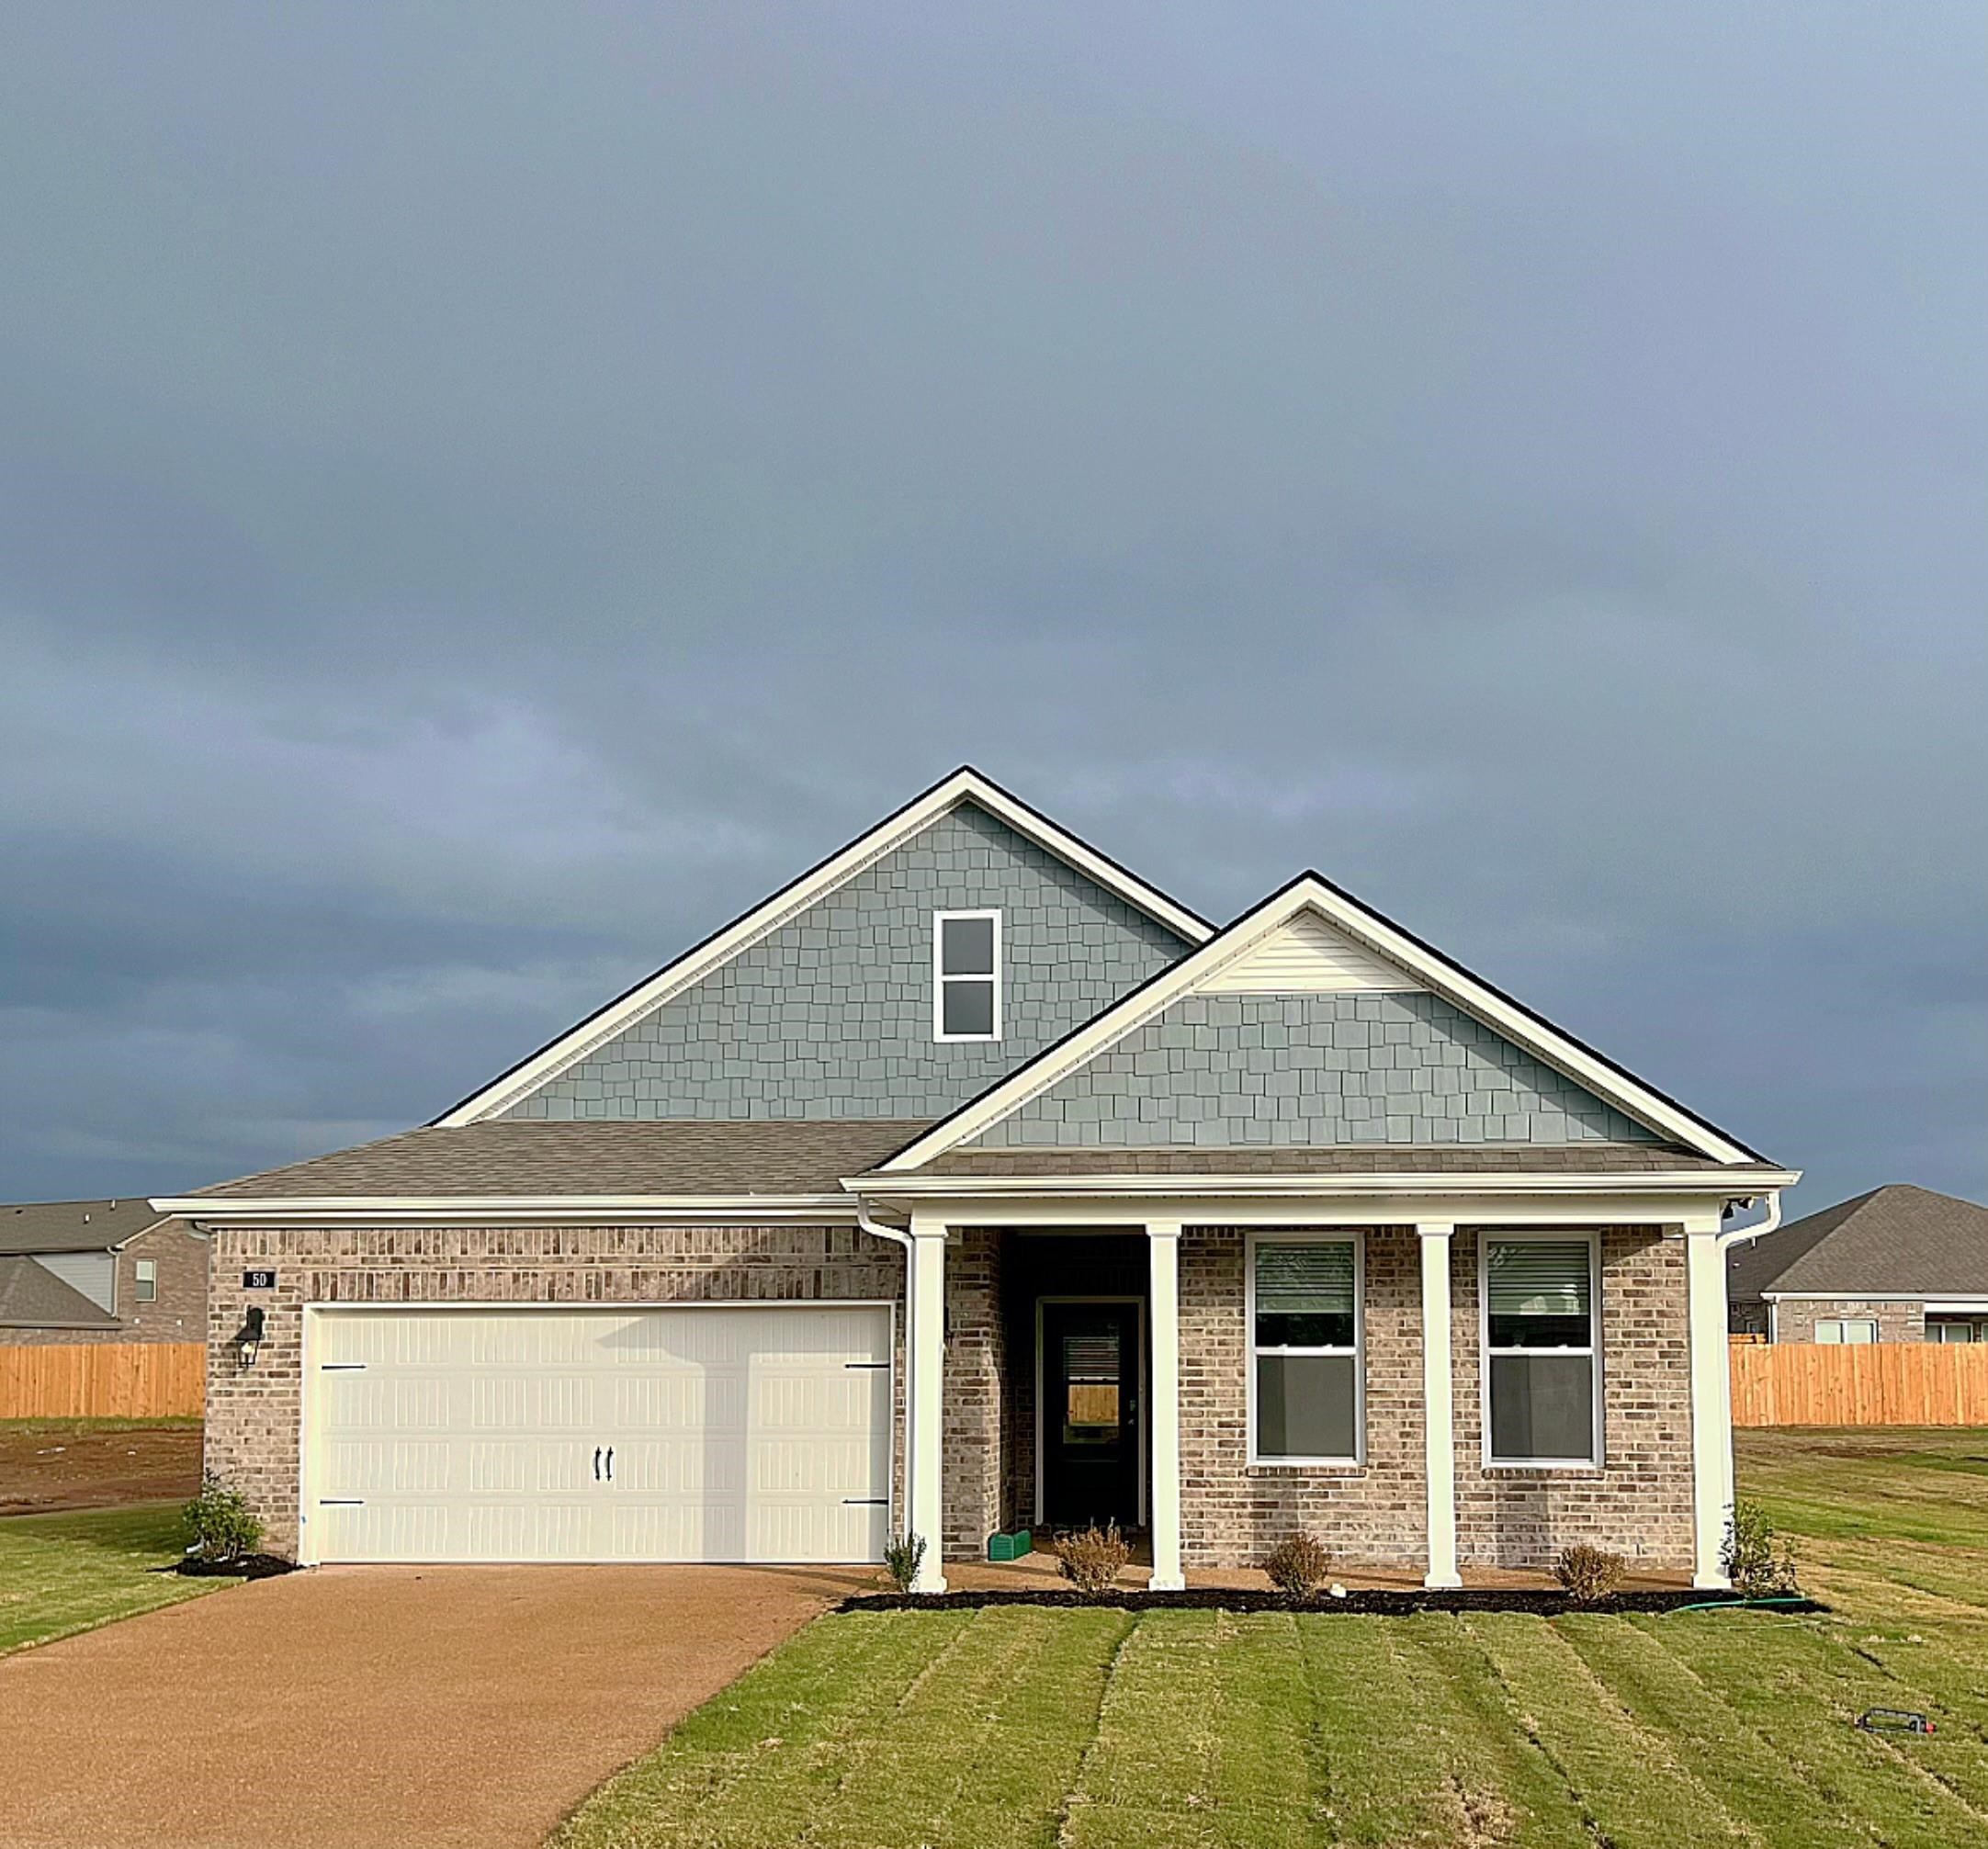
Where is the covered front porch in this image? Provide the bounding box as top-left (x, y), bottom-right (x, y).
top-left (878, 1183), bottom-right (1744, 1595)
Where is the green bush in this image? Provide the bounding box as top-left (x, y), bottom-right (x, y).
top-left (883, 1532), bottom-right (926, 1594)
top-left (1553, 1543), bottom-right (1626, 1602)
top-left (1721, 1499), bottom-right (1801, 1595)
top-left (1263, 1533), bottom-right (1331, 1599)
top-left (181, 1472), bottom-right (264, 1563)
top-left (1056, 1522), bottom-right (1131, 1595)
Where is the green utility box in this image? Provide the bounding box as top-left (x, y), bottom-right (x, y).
top-left (987, 1528), bottom-right (1033, 1562)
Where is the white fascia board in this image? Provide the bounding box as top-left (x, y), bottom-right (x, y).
top-left (1763, 1291), bottom-right (1988, 1307)
top-left (435, 770), bottom-right (1211, 1127)
top-left (878, 874), bottom-right (1763, 1172)
top-left (150, 1193), bottom-right (859, 1226)
top-left (842, 1189), bottom-right (1753, 1229)
top-left (849, 1167), bottom-right (1796, 1201)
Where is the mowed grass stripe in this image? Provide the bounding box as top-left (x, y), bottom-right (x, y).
top-left (807, 1606), bottom-right (1130, 1849)
top-left (1559, 1613), bottom-right (1880, 1849)
top-left (1639, 1612), bottom-right (1988, 1849)
top-left (548, 1609), bottom-right (975, 1849)
top-left (1464, 1613), bottom-right (1758, 1849)
top-left (1386, 1615), bottom-right (1597, 1847)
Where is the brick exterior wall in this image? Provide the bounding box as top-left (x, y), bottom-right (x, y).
top-left (1770, 1297), bottom-right (1926, 1344)
top-left (1175, 1223), bottom-right (1695, 1575)
top-left (943, 1228), bottom-right (1009, 1556)
top-left (3, 1223), bottom-right (209, 1346)
top-left (1180, 1226), bottom-right (1429, 1571)
top-left (1451, 1228), bottom-right (1694, 1572)
top-left (205, 1224), bottom-right (903, 1559)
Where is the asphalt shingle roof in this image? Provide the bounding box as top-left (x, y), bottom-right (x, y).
top-left (0, 1198), bottom-right (166, 1257)
top-left (0, 1255), bottom-right (120, 1328)
top-left (1727, 1184), bottom-right (1988, 1300)
top-left (186, 1120), bottom-right (937, 1201)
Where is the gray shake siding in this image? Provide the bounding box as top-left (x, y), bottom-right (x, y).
top-left (972, 991), bottom-right (1659, 1147)
top-left (502, 803), bottom-right (1190, 1122)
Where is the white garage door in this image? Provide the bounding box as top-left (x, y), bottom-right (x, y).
top-left (302, 1305), bottom-right (893, 1565)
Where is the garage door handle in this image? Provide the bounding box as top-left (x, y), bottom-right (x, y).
top-left (604, 1447), bottom-right (614, 1482)
top-left (593, 1446), bottom-right (603, 1481)
top-left (842, 1497), bottom-right (887, 1505)
top-left (844, 1361), bottom-right (889, 1370)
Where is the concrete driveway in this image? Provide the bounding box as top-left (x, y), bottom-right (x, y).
top-left (0, 1562), bottom-right (869, 1849)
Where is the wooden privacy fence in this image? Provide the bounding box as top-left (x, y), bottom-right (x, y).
top-left (0, 1342), bottom-right (205, 1418)
top-left (1730, 1339), bottom-right (1988, 1426)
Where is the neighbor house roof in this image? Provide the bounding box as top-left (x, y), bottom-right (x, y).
top-left (1728, 1185), bottom-right (1988, 1300)
top-left (0, 1255), bottom-right (120, 1329)
top-left (0, 1197), bottom-right (167, 1257)
top-left (174, 1120), bottom-right (938, 1203)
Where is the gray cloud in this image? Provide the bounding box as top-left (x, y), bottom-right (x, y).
top-left (1, 4), bottom-right (1981, 1210)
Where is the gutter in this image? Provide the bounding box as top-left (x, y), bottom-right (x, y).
top-left (1718, 1192), bottom-right (1781, 1250)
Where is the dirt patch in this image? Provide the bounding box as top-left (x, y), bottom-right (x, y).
top-left (0, 1423), bottom-right (202, 1516)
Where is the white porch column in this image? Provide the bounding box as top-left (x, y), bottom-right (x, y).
top-left (907, 1212), bottom-right (948, 1593)
top-left (1146, 1219), bottom-right (1185, 1591)
top-left (1418, 1222), bottom-right (1462, 1590)
top-left (1686, 1215), bottom-right (1733, 1589)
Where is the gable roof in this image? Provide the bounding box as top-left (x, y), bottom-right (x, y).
top-left (1728, 1185), bottom-right (1988, 1299)
top-left (875, 873), bottom-right (1773, 1174)
top-left (167, 1119), bottom-right (934, 1208)
top-left (434, 768), bottom-right (1212, 1127)
top-left (0, 1198), bottom-right (168, 1257)
top-left (0, 1255), bottom-right (121, 1329)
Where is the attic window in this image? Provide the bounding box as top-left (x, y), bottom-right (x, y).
top-left (933, 910), bottom-right (1000, 1042)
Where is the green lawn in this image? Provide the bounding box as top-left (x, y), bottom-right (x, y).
top-left (0, 1502), bottom-right (220, 1655)
top-left (554, 1428), bottom-right (1988, 1848)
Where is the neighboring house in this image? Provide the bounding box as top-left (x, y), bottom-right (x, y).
top-left (1728, 1185), bottom-right (1988, 1345)
top-left (0, 1199), bottom-right (209, 1346)
top-left (156, 769), bottom-right (1795, 1591)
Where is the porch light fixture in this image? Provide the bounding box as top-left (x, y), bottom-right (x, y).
top-left (232, 1306), bottom-right (265, 1370)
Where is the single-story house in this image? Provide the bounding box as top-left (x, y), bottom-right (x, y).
top-left (1728, 1184), bottom-right (1988, 1344)
top-left (156, 769), bottom-right (1794, 1591)
top-left (0, 1198), bottom-right (209, 1345)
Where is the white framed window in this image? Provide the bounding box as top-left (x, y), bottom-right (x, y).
top-left (1814, 1317), bottom-right (1878, 1345)
top-left (933, 909), bottom-right (1000, 1042)
top-left (1932, 1320), bottom-right (1974, 1344)
top-left (1248, 1232), bottom-right (1362, 1464)
top-left (134, 1258), bottom-right (157, 1302)
top-left (1481, 1232), bottom-right (1601, 1467)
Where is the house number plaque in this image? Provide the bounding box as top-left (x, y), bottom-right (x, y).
top-left (243, 1269), bottom-right (277, 1290)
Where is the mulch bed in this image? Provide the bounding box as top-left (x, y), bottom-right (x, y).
top-left (842, 1586), bottom-right (1823, 1617)
top-left (160, 1552), bottom-right (299, 1581)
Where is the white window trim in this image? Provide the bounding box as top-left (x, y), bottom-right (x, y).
top-left (1246, 1229), bottom-right (1365, 1468)
top-left (1814, 1317), bottom-right (1879, 1346)
top-left (134, 1258), bottom-right (158, 1302)
top-left (1478, 1228), bottom-right (1603, 1471)
top-left (932, 908), bottom-right (1002, 1043)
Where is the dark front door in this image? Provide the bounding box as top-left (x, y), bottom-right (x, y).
top-left (1041, 1301), bottom-right (1140, 1528)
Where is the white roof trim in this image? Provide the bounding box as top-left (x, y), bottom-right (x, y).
top-left (435, 769), bottom-right (1212, 1126)
top-left (876, 875), bottom-right (1761, 1172)
top-left (850, 1167), bottom-right (1797, 1200)
top-left (151, 1193), bottom-right (861, 1225)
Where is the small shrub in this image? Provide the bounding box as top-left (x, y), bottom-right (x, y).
top-left (182, 1472), bottom-right (263, 1564)
top-left (1722, 1500), bottom-right (1801, 1595)
top-left (1553, 1543), bottom-right (1626, 1602)
top-left (1263, 1533), bottom-right (1332, 1599)
top-left (883, 1532), bottom-right (926, 1594)
top-left (1056, 1522), bottom-right (1131, 1595)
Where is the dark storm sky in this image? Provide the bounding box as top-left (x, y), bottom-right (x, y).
top-left (2, 6), bottom-right (1982, 1214)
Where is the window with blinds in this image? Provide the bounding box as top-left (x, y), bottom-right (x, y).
top-left (1251, 1236), bottom-right (1361, 1463)
top-left (1484, 1236), bottom-right (1598, 1465)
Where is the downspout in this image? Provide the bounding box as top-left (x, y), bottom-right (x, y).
top-left (853, 1202), bottom-right (916, 1549)
top-left (1718, 1193), bottom-right (1782, 1251)
top-left (1709, 1191), bottom-right (1784, 1575)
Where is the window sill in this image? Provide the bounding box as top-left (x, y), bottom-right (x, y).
top-left (1246, 1460), bottom-right (1366, 1475)
top-left (1480, 1462), bottom-right (1606, 1477)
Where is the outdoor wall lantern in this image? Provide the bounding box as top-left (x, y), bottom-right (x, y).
top-left (232, 1306), bottom-right (265, 1370)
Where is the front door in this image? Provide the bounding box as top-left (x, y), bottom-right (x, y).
top-left (1041, 1301), bottom-right (1140, 1528)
